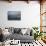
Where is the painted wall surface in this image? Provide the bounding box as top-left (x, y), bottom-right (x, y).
top-left (0, 1), bottom-right (40, 29)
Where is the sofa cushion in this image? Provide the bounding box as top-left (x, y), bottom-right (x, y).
top-left (8, 33), bottom-right (34, 43)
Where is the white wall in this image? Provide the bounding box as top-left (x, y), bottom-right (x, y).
top-left (0, 1), bottom-right (40, 28)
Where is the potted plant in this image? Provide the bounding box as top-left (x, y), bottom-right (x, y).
top-left (32, 27), bottom-right (43, 40)
top-left (32, 27), bottom-right (38, 40)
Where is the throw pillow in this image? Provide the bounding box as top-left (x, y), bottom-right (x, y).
top-left (14, 28), bottom-right (21, 34)
top-left (21, 28), bottom-right (27, 35)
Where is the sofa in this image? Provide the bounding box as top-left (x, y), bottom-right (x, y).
top-left (3, 27), bottom-right (34, 43)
